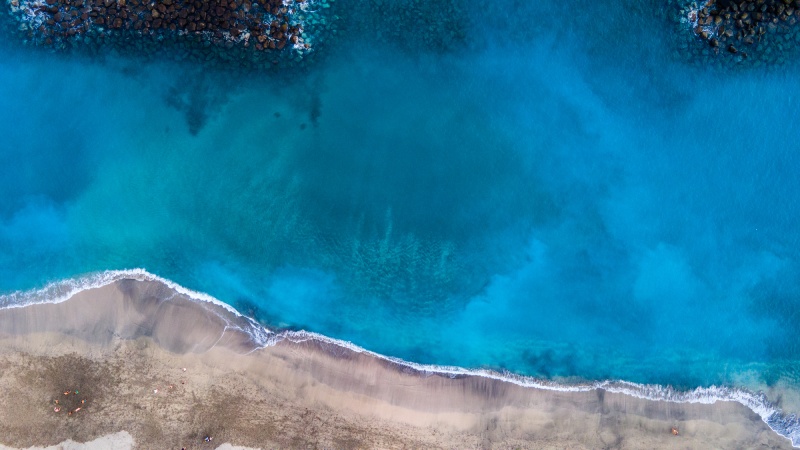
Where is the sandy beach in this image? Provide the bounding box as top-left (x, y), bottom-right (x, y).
top-left (0, 279), bottom-right (793, 449)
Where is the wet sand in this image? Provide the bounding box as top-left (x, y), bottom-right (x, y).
top-left (0, 279), bottom-right (793, 449)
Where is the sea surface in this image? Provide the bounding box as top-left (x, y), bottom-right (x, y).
top-left (2, 0), bottom-right (800, 443)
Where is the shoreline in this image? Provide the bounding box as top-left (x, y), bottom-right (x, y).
top-left (0, 273), bottom-right (797, 448)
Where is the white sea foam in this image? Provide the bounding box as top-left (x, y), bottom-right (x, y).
top-left (0, 268), bottom-right (272, 346)
top-left (276, 329), bottom-right (800, 446)
top-left (0, 269), bottom-right (798, 447)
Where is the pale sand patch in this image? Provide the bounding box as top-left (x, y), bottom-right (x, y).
top-left (0, 432), bottom-right (255, 450)
top-left (0, 279), bottom-right (794, 449)
top-left (0, 431), bottom-right (133, 450)
top-left (214, 445), bottom-right (260, 450)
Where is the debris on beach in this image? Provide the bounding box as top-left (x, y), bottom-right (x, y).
top-left (51, 388), bottom-right (88, 416)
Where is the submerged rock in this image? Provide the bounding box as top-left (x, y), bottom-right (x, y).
top-left (679, 0), bottom-right (800, 66)
top-left (4, 0), bottom-right (336, 68)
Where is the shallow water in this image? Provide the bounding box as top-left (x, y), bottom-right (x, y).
top-left (1, 0), bottom-right (800, 403)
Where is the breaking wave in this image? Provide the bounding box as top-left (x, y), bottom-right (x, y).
top-left (1, 269), bottom-right (798, 447)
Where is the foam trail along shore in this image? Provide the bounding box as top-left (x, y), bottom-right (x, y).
top-left (0, 269), bottom-right (272, 348)
top-left (0, 269), bottom-right (798, 448)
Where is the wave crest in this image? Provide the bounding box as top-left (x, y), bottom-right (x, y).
top-left (1, 269), bottom-right (798, 447)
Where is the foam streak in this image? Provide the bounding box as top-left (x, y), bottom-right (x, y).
top-left (1, 269), bottom-right (797, 447)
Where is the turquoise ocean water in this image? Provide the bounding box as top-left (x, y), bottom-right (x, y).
top-left (2, 0), bottom-right (800, 442)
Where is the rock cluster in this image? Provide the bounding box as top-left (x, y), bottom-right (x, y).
top-left (5, 0), bottom-right (336, 68)
top-left (682, 0), bottom-right (800, 63)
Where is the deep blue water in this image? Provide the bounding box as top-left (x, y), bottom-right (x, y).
top-left (2, 0), bottom-right (800, 394)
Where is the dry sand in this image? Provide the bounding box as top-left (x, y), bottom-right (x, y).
top-left (0, 431), bottom-right (134, 450)
top-left (0, 279), bottom-right (793, 449)
top-left (0, 432), bottom-right (256, 450)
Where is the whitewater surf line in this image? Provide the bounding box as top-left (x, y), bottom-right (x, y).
top-left (1, 268), bottom-right (798, 447)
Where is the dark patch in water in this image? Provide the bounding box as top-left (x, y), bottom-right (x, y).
top-left (163, 73), bottom-right (233, 135)
top-left (309, 92), bottom-right (321, 127)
